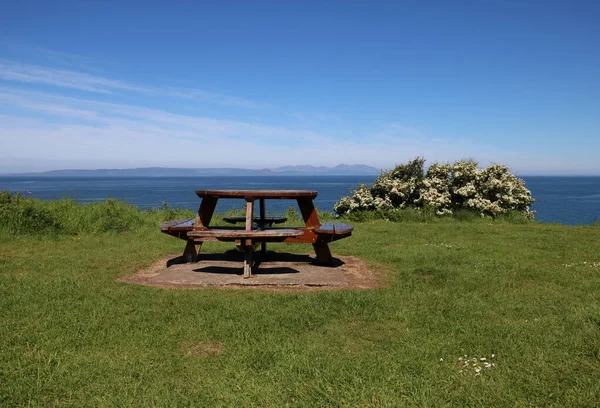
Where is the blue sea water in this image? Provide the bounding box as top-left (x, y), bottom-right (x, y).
top-left (0, 175), bottom-right (599, 226)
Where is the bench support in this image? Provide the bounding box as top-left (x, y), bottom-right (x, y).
top-left (195, 196), bottom-right (218, 229)
top-left (235, 239), bottom-right (259, 278)
top-left (313, 241), bottom-right (333, 265)
top-left (244, 247), bottom-right (253, 278)
top-left (183, 241), bottom-right (201, 263)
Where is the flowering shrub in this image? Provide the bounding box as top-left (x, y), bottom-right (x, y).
top-left (334, 158), bottom-right (535, 219)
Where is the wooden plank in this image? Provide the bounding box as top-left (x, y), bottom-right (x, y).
top-left (159, 219), bottom-right (192, 231)
top-left (313, 242), bottom-right (333, 265)
top-left (297, 197), bottom-right (321, 228)
top-left (195, 190), bottom-right (318, 199)
top-left (259, 198), bottom-right (266, 225)
top-left (160, 219), bottom-right (197, 241)
top-left (259, 198), bottom-right (266, 257)
top-left (187, 228), bottom-right (303, 239)
top-left (187, 236), bottom-right (221, 243)
top-left (245, 200), bottom-right (253, 231)
top-left (243, 248), bottom-right (252, 278)
top-left (167, 219), bottom-right (195, 231)
top-left (281, 228), bottom-right (318, 243)
top-left (279, 227), bottom-right (352, 243)
top-left (235, 239), bottom-right (259, 251)
top-left (223, 216), bottom-right (287, 225)
top-left (182, 241), bottom-right (201, 262)
top-left (194, 196), bottom-right (218, 230)
top-left (314, 222), bottom-right (354, 235)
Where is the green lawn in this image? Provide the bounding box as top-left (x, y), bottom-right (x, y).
top-left (1, 218), bottom-right (600, 406)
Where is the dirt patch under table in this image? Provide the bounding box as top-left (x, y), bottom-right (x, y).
top-left (120, 250), bottom-right (384, 291)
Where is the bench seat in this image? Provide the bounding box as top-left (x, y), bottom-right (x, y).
top-left (187, 228), bottom-right (303, 241)
top-left (159, 219), bottom-right (194, 232)
top-left (160, 219), bottom-right (353, 243)
top-left (314, 222), bottom-right (354, 235)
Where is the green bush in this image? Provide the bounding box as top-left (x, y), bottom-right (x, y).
top-left (0, 191), bottom-right (63, 235)
top-left (334, 158), bottom-right (535, 219)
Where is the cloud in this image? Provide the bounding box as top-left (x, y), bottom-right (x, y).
top-left (0, 87), bottom-right (319, 145)
top-left (0, 90), bottom-right (99, 119)
top-left (0, 59), bottom-right (265, 108)
top-left (0, 60), bottom-right (136, 93)
top-left (0, 86), bottom-right (548, 173)
top-left (0, 87), bottom-right (326, 153)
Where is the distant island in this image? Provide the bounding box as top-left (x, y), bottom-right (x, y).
top-left (3, 164), bottom-right (381, 177)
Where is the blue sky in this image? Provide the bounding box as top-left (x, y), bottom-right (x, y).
top-left (1, 0), bottom-right (599, 175)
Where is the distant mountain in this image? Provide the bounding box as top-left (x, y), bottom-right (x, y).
top-left (269, 164), bottom-right (380, 175)
top-left (3, 164), bottom-right (381, 177)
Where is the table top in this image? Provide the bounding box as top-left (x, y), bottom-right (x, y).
top-left (195, 189), bottom-right (318, 199)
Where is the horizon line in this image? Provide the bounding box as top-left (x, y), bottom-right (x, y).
top-left (1, 165), bottom-right (599, 178)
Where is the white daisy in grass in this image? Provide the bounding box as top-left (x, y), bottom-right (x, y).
top-left (455, 354), bottom-right (497, 376)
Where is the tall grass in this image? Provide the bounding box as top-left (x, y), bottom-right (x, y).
top-left (0, 191), bottom-right (535, 240)
top-left (0, 191), bottom-right (192, 239)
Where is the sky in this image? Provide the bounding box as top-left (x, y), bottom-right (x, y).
top-left (1, 0), bottom-right (599, 175)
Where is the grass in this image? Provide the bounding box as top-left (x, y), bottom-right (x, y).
top-left (1, 195), bottom-right (600, 406)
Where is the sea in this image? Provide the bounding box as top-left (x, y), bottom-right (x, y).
top-left (0, 176), bottom-right (599, 226)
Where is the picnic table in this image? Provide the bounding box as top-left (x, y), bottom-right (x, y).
top-left (160, 190), bottom-right (353, 278)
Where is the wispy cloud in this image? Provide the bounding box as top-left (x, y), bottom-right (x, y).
top-left (0, 60), bottom-right (138, 93)
top-left (0, 87), bottom-right (538, 172)
top-left (0, 59), bottom-right (266, 108)
top-left (0, 89), bottom-right (99, 119)
top-left (29, 46), bottom-right (101, 71)
top-left (0, 87), bottom-right (321, 144)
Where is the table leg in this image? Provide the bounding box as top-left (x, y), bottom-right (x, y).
top-left (296, 197), bottom-right (321, 228)
top-left (195, 196), bottom-right (218, 229)
top-left (313, 241), bottom-right (333, 265)
top-left (297, 197), bottom-right (333, 264)
top-left (259, 198), bottom-right (267, 257)
top-left (245, 199), bottom-right (254, 231)
top-left (183, 241), bottom-right (201, 263)
top-left (244, 199), bottom-right (254, 278)
top-left (243, 246), bottom-right (253, 278)
top-left (186, 196), bottom-right (218, 262)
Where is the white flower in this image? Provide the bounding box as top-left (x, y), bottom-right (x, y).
top-left (457, 354), bottom-right (497, 376)
top-left (334, 158), bottom-right (535, 218)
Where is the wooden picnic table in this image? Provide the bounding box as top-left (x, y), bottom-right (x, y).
top-left (160, 189), bottom-right (353, 278)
